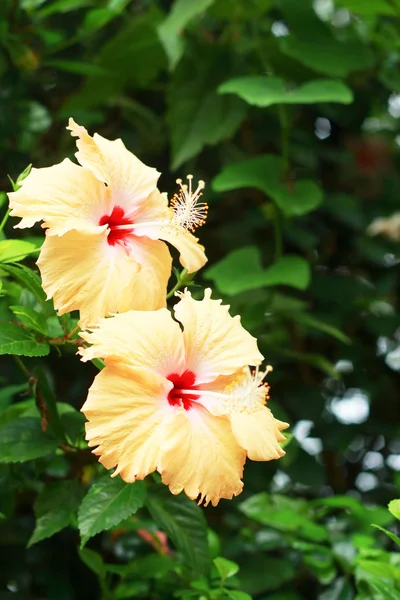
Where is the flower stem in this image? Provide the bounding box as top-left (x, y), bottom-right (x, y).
top-left (166, 268), bottom-right (188, 299)
top-left (0, 208), bottom-right (10, 234)
top-left (13, 355), bottom-right (31, 379)
top-left (273, 204), bottom-right (283, 261)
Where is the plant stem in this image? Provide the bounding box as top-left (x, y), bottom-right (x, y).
top-left (273, 205), bottom-right (283, 261)
top-left (13, 355), bottom-right (31, 379)
top-left (0, 208), bottom-right (10, 235)
top-left (278, 104), bottom-right (290, 175)
top-left (166, 268), bottom-right (188, 299)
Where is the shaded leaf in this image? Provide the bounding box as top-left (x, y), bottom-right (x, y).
top-left (372, 525), bottom-right (400, 548)
top-left (168, 53), bottom-right (247, 169)
top-left (78, 548), bottom-right (105, 577)
top-left (319, 577), bottom-right (354, 600)
top-left (10, 305), bottom-right (48, 335)
top-left (289, 313), bottom-right (351, 344)
top-left (212, 155), bottom-right (323, 216)
top-left (0, 417), bottom-right (59, 462)
top-left (158, 0), bottom-right (215, 69)
top-left (146, 484), bottom-right (211, 575)
top-left (28, 480), bottom-right (83, 546)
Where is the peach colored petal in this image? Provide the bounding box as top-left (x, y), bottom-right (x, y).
top-left (67, 118), bottom-right (159, 211)
top-left (38, 230), bottom-right (143, 328)
top-left (121, 235), bottom-right (171, 314)
top-left (8, 159), bottom-right (110, 236)
top-left (173, 289), bottom-right (263, 384)
top-left (82, 364), bottom-right (171, 480)
top-left (79, 306), bottom-right (185, 375)
top-left (160, 404), bottom-right (245, 506)
top-left (197, 367), bottom-right (289, 462)
top-left (230, 408), bottom-right (289, 461)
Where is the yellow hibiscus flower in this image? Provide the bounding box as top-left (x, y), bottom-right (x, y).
top-left (7, 119), bottom-right (207, 327)
top-left (79, 289), bottom-right (289, 506)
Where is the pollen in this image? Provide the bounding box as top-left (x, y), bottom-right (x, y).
top-left (170, 175), bottom-right (208, 232)
top-left (224, 366), bottom-right (273, 414)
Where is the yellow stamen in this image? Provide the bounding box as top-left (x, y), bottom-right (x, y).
top-left (170, 175), bottom-right (208, 232)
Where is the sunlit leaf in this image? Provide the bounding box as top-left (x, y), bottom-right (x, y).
top-left (204, 246), bottom-right (310, 294)
top-left (78, 476), bottom-right (146, 546)
top-left (0, 323), bottom-right (49, 356)
top-left (218, 77), bottom-right (353, 107)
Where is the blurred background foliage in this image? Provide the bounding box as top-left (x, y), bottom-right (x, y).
top-left (0, 0), bottom-right (400, 599)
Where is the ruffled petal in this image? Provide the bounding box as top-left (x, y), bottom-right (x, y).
top-left (121, 236), bottom-right (172, 315)
top-left (132, 190), bottom-right (207, 273)
top-left (8, 158), bottom-right (110, 236)
top-left (82, 364), bottom-right (171, 480)
top-left (67, 118), bottom-right (160, 211)
top-left (173, 289), bottom-right (263, 384)
top-left (38, 230), bottom-right (144, 328)
top-left (79, 304), bottom-right (185, 375)
top-left (160, 404), bottom-right (245, 506)
top-left (230, 408), bottom-right (289, 461)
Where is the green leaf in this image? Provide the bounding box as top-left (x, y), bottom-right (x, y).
top-left (213, 557), bottom-right (239, 580)
top-left (358, 559), bottom-right (398, 580)
top-left (0, 239), bottom-right (38, 263)
top-left (63, 12), bottom-right (166, 112)
top-left (168, 53), bottom-right (246, 169)
top-left (319, 577), bottom-right (354, 600)
top-left (218, 77), bottom-right (353, 107)
top-left (367, 580), bottom-right (400, 600)
top-left (0, 383), bottom-right (29, 412)
top-left (225, 592), bottom-right (252, 600)
top-left (158, 0), bottom-right (215, 69)
top-left (372, 525), bottom-right (400, 548)
top-left (0, 323), bottom-right (49, 356)
top-left (289, 313), bottom-right (351, 344)
top-left (0, 417), bottom-right (59, 462)
top-left (239, 493), bottom-right (327, 542)
top-left (388, 499), bottom-right (400, 520)
top-left (1, 263), bottom-right (54, 316)
top-left (280, 37), bottom-right (374, 77)
top-left (78, 547), bottom-right (105, 577)
top-left (78, 476), bottom-right (146, 546)
top-left (28, 480), bottom-right (83, 546)
top-left (32, 367), bottom-right (65, 440)
top-left (37, 0), bottom-right (94, 17)
top-left (337, 0), bottom-right (396, 16)
top-left (10, 305), bottom-right (48, 335)
top-left (212, 155), bottom-right (323, 217)
top-left (204, 246), bottom-right (310, 295)
top-left (146, 484), bottom-right (211, 575)
top-left (44, 59), bottom-right (108, 76)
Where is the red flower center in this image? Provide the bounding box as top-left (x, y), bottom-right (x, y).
top-left (99, 206), bottom-right (134, 246)
top-left (167, 370), bottom-right (199, 411)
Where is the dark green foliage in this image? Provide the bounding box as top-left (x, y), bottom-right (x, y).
top-left (0, 0), bottom-right (400, 599)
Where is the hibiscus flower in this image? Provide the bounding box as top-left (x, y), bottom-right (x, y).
top-left (79, 289), bottom-right (289, 506)
top-left (7, 119), bottom-right (207, 327)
